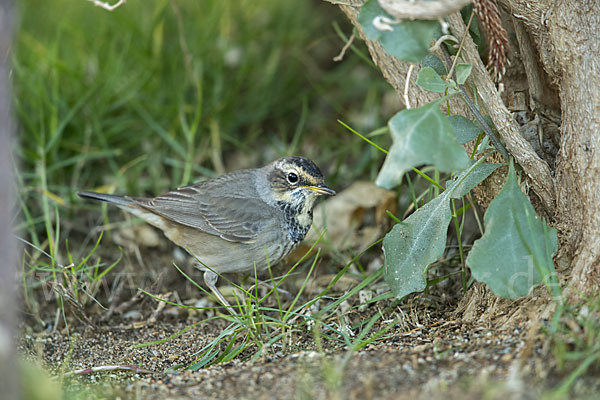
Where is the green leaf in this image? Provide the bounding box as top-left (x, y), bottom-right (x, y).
top-left (358, 0), bottom-right (440, 63)
top-left (446, 160), bottom-right (502, 199)
top-left (376, 99), bottom-right (471, 189)
top-left (455, 63), bottom-right (472, 84)
top-left (416, 67), bottom-right (447, 93)
top-left (448, 115), bottom-right (482, 144)
top-left (466, 161), bottom-right (558, 299)
top-left (383, 194), bottom-right (451, 300)
top-left (422, 54), bottom-right (447, 76)
top-left (461, 6), bottom-right (487, 54)
top-left (383, 158), bottom-right (501, 299)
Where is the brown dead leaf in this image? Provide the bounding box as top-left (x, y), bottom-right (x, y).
top-left (293, 181), bottom-right (396, 257)
top-left (113, 225), bottom-right (162, 250)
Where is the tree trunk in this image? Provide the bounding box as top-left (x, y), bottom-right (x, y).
top-left (498, 0), bottom-right (600, 296)
top-left (0, 1), bottom-right (19, 399)
top-left (333, 2), bottom-right (471, 115)
top-left (326, 0), bottom-right (600, 299)
top-left (546, 1), bottom-right (600, 295)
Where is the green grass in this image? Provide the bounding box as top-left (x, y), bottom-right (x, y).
top-left (13, 0), bottom-right (446, 364)
top-left (544, 294), bottom-right (600, 398)
top-left (130, 234), bottom-right (394, 371)
top-left (14, 0), bottom-right (392, 322)
top-left (13, 0), bottom-right (390, 232)
top-left (13, 0), bottom-right (600, 397)
top-left (13, 0), bottom-right (400, 386)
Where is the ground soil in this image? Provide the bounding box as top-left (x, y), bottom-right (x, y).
top-left (17, 245), bottom-right (599, 400)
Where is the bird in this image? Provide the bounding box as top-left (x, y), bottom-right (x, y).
top-left (78, 156), bottom-right (335, 309)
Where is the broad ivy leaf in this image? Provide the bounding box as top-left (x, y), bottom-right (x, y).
top-left (383, 159), bottom-right (501, 299)
top-left (383, 194), bottom-right (451, 300)
top-left (358, 0), bottom-right (440, 63)
top-left (448, 115), bottom-right (482, 144)
top-left (416, 67), bottom-right (446, 93)
top-left (422, 54), bottom-right (447, 76)
top-left (376, 99), bottom-right (471, 189)
top-left (455, 63), bottom-right (473, 84)
top-left (466, 162), bottom-right (558, 299)
top-left (447, 160), bottom-right (502, 199)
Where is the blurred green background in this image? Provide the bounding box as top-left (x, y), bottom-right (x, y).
top-left (14, 0), bottom-right (397, 251)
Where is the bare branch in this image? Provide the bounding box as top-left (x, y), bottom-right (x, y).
top-left (68, 365), bottom-right (154, 376)
top-left (429, 34), bottom-right (459, 52)
top-left (333, 33), bottom-right (355, 62)
top-left (87, 0), bottom-right (126, 11)
top-left (438, 16), bottom-right (510, 161)
top-left (403, 65), bottom-right (414, 109)
top-left (447, 12), bottom-right (556, 214)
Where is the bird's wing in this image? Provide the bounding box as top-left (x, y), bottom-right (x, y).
top-left (132, 181), bottom-right (277, 243)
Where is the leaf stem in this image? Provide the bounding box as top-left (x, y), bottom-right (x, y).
top-left (458, 86), bottom-right (509, 160)
top-left (338, 120), bottom-right (388, 154)
top-left (439, 35), bottom-right (510, 160)
top-left (451, 199), bottom-right (467, 292)
top-left (412, 167), bottom-right (444, 191)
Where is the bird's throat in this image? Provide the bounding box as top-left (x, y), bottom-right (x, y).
top-left (276, 193), bottom-right (316, 244)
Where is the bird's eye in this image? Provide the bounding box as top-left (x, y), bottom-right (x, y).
top-left (287, 172), bottom-right (299, 184)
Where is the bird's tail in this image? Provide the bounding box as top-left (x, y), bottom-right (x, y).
top-left (78, 191), bottom-right (169, 231)
top-left (78, 191), bottom-right (137, 208)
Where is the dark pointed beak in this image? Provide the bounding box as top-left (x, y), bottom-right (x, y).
top-left (304, 185), bottom-right (336, 196)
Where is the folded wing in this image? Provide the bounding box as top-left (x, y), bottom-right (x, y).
top-left (132, 181), bottom-right (276, 243)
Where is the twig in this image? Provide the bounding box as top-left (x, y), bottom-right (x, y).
top-left (446, 12), bottom-right (556, 213)
top-left (403, 65), bottom-right (414, 109)
top-left (460, 84), bottom-right (510, 160)
top-left (148, 291), bottom-right (171, 323)
top-left (467, 193), bottom-right (484, 235)
top-left (446, 11), bottom-right (474, 82)
top-left (88, 0), bottom-right (126, 11)
top-left (67, 365), bottom-right (154, 376)
top-left (439, 14), bottom-right (509, 161)
top-left (429, 35), bottom-right (459, 53)
top-left (334, 33), bottom-right (355, 62)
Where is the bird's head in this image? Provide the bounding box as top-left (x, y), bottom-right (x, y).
top-left (266, 156), bottom-right (335, 210)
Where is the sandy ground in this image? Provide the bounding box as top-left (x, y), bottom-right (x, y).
top-left (17, 245), bottom-right (599, 400)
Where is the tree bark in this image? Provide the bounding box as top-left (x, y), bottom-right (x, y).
top-left (446, 12), bottom-right (556, 214)
top-left (327, 0), bottom-right (600, 297)
top-left (547, 1), bottom-right (600, 295)
top-left (331, 1), bottom-right (471, 116)
top-left (499, 0), bottom-right (600, 295)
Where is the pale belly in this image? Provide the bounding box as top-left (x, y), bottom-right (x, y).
top-left (162, 220), bottom-right (296, 274)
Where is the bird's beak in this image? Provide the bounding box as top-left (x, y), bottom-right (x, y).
top-left (304, 185), bottom-right (336, 196)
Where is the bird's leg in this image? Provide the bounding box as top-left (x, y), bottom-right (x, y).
top-left (203, 270), bottom-right (236, 314)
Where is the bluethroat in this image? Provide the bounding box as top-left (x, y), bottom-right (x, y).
top-left (78, 156), bottom-right (335, 308)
